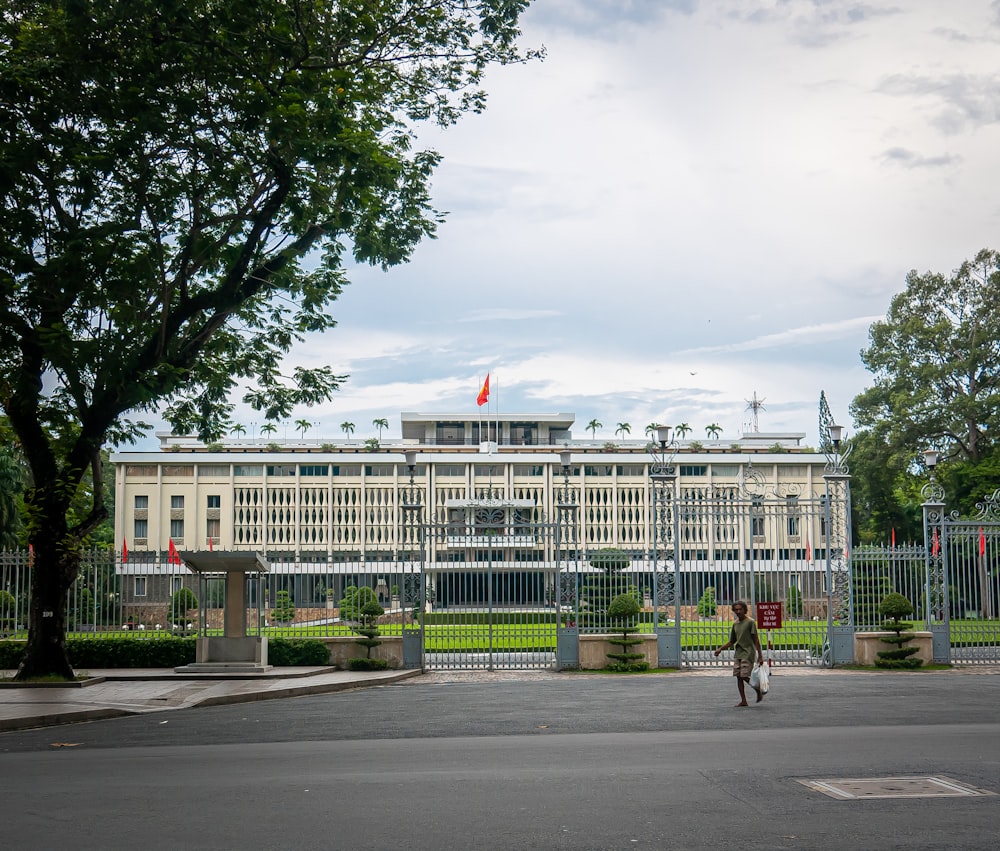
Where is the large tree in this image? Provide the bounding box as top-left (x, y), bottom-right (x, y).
top-left (0, 0), bottom-right (535, 679)
top-left (851, 249), bottom-right (1000, 465)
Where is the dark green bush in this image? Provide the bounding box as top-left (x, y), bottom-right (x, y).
top-left (1, 636), bottom-right (330, 669)
top-left (348, 657), bottom-right (390, 671)
top-left (874, 592), bottom-right (923, 670)
top-left (267, 638), bottom-right (330, 666)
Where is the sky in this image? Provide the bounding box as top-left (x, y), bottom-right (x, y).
top-left (152, 0), bottom-right (1000, 449)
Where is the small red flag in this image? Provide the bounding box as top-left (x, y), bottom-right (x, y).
top-left (122, 538), bottom-right (128, 563)
top-left (168, 539), bottom-right (182, 565)
top-left (979, 527), bottom-right (986, 556)
top-left (208, 536), bottom-right (213, 551)
top-left (477, 374), bottom-right (490, 407)
top-left (891, 528), bottom-right (896, 548)
top-left (932, 528), bottom-right (939, 556)
top-left (806, 538), bottom-right (812, 562)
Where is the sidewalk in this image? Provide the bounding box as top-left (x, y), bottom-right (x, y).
top-left (0, 667), bottom-right (420, 732)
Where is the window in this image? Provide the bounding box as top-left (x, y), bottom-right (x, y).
top-left (435, 465), bottom-right (466, 477)
top-left (234, 464), bottom-right (263, 476)
top-left (170, 495), bottom-right (184, 509)
top-left (616, 465), bottom-right (644, 476)
top-left (134, 518), bottom-right (148, 538)
top-left (134, 577), bottom-right (147, 597)
top-left (172, 577), bottom-right (182, 594)
top-left (198, 464), bottom-right (229, 477)
top-left (473, 465), bottom-right (501, 477)
top-left (364, 465), bottom-right (394, 476)
top-left (786, 497), bottom-right (800, 536)
top-left (170, 518), bottom-right (184, 538)
top-left (266, 464), bottom-right (296, 476)
top-left (125, 464), bottom-right (157, 477)
top-left (299, 465), bottom-right (329, 476)
top-left (331, 464), bottom-right (361, 476)
top-left (513, 465), bottom-right (544, 476)
top-left (584, 465), bottom-right (613, 476)
top-left (206, 518), bottom-right (220, 539)
top-left (162, 465), bottom-right (194, 477)
top-left (134, 495), bottom-right (148, 509)
top-left (680, 465), bottom-right (708, 476)
top-left (711, 465), bottom-right (739, 477)
top-left (207, 495), bottom-right (221, 508)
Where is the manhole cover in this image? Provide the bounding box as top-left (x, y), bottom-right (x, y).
top-left (799, 776), bottom-right (995, 800)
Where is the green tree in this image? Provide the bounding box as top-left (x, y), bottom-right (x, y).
top-left (341, 421), bottom-right (356, 442)
top-left (587, 419), bottom-right (602, 440)
top-left (229, 424), bottom-right (246, 439)
top-left (705, 423), bottom-right (722, 439)
top-left (295, 419), bottom-right (313, 440)
top-left (615, 422), bottom-right (631, 440)
top-left (0, 0), bottom-right (534, 680)
top-left (373, 417), bottom-right (389, 441)
top-left (675, 423), bottom-right (692, 439)
top-left (0, 445), bottom-right (24, 550)
top-left (273, 589), bottom-right (295, 624)
top-left (852, 249), bottom-right (1000, 466)
top-left (339, 585), bottom-right (377, 623)
top-left (259, 422), bottom-right (278, 441)
top-left (697, 586), bottom-right (718, 619)
top-left (169, 587), bottom-right (198, 628)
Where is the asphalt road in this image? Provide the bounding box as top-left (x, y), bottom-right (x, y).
top-left (1, 670), bottom-right (998, 850)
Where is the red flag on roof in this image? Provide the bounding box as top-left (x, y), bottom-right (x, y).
top-left (122, 538), bottom-right (128, 563)
top-left (477, 374), bottom-right (490, 407)
top-left (168, 539), bottom-right (182, 565)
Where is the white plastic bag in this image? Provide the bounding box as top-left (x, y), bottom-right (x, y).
top-left (756, 663), bottom-right (770, 694)
top-left (748, 664), bottom-right (760, 689)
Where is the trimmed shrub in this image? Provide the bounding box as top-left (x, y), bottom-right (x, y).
top-left (874, 592), bottom-right (923, 670)
top-left (697, 586), bottom-right (718, 618)
top-left (605, 592), bottom-right (648, 672)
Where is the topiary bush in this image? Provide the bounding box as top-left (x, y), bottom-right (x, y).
top-left (786, 583), bottom-right (803, 618)
top-left (697, 586), bottom-right (718, 618)
top-left (874, 592), bottom-right (923, 669)
top-left (272, 589), bottom-right (295, 624)
top-left (605, 592), bottom-right (648, 672)
top-left (348, 600), bottom-right (389, 670)
top-left (169, 587), bottom-right (198, 628)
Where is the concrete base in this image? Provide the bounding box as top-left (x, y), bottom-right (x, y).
top-left (174, 662), bottom-right (273, 674)
top-left (579, 634), bottom-right (658, 670)
top-left (317, 636), bottom-right (404, 669)
top-left (854, 631), bottom-right (934, 666)
top-left (175, 636), bottom-right (270, 673)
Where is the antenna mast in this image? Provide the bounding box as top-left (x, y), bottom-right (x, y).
top-left (745, 392), bottom-right (766, 433)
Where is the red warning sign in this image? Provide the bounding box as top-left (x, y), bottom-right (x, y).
top-left (756, 601), bottom-right (783, 630)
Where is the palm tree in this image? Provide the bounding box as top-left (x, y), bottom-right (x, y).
top-left (675, 423), bottom-right (692, 439)
top-left (341, 421), bottom-right (356, 442)
top-left (295, 418), bottom-right (312, 440)
top-left (587, 419), bottom-right (602, 440)
top-left (615, 422), bottom-right (631, 440)
top-left (229, 423), bottom-right (246, 439)
top-left (644, 423), bottom-right (661, 439)
top-left (259, 422), bottom-right (278, 441)
top-left (372, 417), bottom-right (389, 441)
top-left (705, 423), bottom-right (722, 439)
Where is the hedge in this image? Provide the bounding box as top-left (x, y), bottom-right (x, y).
top-left (0, 637), bottom-right (330, 669)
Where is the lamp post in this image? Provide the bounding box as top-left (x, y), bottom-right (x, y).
top-left (554, 449), bottom-right (580, 670)
top-left (920, 448), bottom-right (948, 662)
top-left (649, 426), bottom-right (681, 667)
top-left (822, 423), bottom-right (853, 666)
top-left (400, 450), bottom-right (424, 669)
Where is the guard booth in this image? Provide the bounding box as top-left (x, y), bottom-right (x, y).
top-left (174, 552), bottom-right (270, 673)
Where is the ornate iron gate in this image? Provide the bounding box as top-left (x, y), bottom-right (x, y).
top-left (923, 482), bottom-right (1000, 664)
top-left (409, 498), bottom-right (560, 671)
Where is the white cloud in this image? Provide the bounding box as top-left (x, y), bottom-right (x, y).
top-left (138, 0), bottom-right (1000, 450)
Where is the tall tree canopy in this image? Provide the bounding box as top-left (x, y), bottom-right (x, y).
top-left (0, 0), bottom-right (536, 678)
top-left (849, 249), bottom-right (1000, 538)
top-left (851, 249), bottom-right (1000, 464)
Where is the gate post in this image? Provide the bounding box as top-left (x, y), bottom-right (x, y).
top-left (920, 451), bottom-right (950, 663)
top-left (400, 450), bottom-right (425, 670)
top-left (555, 450), bottom-right (579, 670)
top-left (823, 426), bottom-right (854, 666)
top-left (649, 428), bottom-right (681, 668)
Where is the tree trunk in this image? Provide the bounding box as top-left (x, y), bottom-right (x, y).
top-left (14, 530), bottom-right (79, 681)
